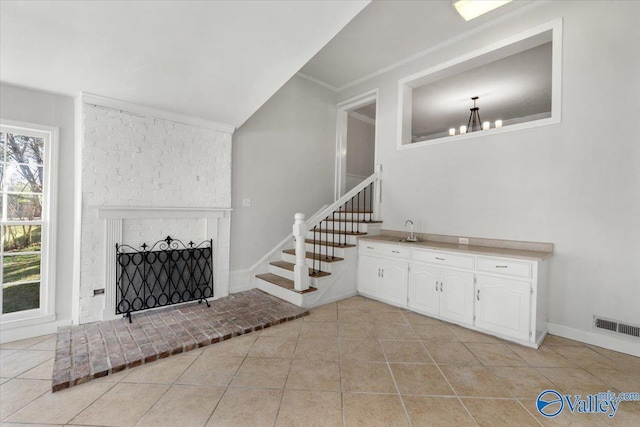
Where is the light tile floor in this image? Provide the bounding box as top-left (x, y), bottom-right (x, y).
top-left (1, 295), bottom-right (639, 426)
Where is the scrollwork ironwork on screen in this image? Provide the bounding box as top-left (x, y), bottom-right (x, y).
top-left (115, 236), bottom-right (214, 322)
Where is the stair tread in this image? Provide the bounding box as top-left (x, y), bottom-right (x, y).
top-left (256, 273), bottom-right (317, 294)
top-left (309, 230), bottom-right (368, 236)
top-left (304, 239), bottom-right (356, 248)
top-left (322, 219), bottom-right (382, 224)
top-left (341, 210), bottom-right (373, 213)
top-left (270, 261), bottom-right (331, 278)
top-left (282, 249), bottom-right (344, 262)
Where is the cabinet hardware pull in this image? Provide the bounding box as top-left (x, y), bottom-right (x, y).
top-left (377, 268), bottom-right (380, 277)
top-left (440, 282), bottom-right (443, 292)
top-left (435, 257), bottom-right (445, 261)
top-left (392, 250), bottom-right (400, 253)
top-left (477, 289), bottom-right (480, 301)
top-left (495, 265), bottom-right (508, 268)
top-left (381, 269), bottom-right (384, 278)
top-left (367, 246), bottom-right (374, 249)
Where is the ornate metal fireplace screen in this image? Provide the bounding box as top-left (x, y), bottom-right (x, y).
top-left (116, 236), bottom-right (213, 322)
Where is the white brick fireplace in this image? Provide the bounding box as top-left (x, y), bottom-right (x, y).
top-left (77, 97), bottom-right (234, 324)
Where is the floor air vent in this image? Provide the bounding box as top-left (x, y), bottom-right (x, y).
top-left (594, 315), bottom-right (640, 338)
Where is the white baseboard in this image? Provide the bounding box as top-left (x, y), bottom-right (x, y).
top-left (547, 322), bottom-right (640, 357)
top-left (308, 291), bottom-right (358, 309)
top-left (0, 318), bottom-right (73, 344)
top-left (230, 269), bottom-right (253, 294)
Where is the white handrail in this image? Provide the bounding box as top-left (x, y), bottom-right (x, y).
top-left (292, 166), bottom-right (382, 292)
top-left (305, 168), bottom-right (381, 229)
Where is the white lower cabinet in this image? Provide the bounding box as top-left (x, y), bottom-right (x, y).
top-left (475, 274), bottom-right (531, 341)
top-left (358, 241), bottom-right (548, 347)
top-left (408, 264), bottom-right (474, 326)
top-left (440, 268), bottom-right (475, 326)
top-left (378, 258), bottom-right (409, 306)
top-left (407, 263), bottom-right (439, 315)
top-left (357, 255), bottom-right (381, 296)
top-left (357, 253), bottom-right (408, 306)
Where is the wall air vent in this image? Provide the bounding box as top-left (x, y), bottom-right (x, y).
top-left (594, 315), bottom-right (640, 339)
top-left (618, 323), bottom-right (640, 338)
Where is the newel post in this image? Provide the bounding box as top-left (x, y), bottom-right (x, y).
top-left (293, 213), bottom-right (310, 292)
top-left (374, 164), bottom-right (383, 221)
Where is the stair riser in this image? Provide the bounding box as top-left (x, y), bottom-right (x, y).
top-left (335, 213), bottom-right (375, 221)
top-left (305, 231), bottom-right (360, 245)
top-left (256, 278), bottom-right (303, 306)
top-left (310, 222), bottom-right (380, 233)
top-left (303, 243), bottom-right (348, 258)
top-left (268, 264), bottom-right (295, 280)
top-left (268, 264), bottom-right (326, 284)
top-left (281, 252), bottom-right (335, 272)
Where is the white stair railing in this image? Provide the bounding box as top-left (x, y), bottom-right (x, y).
top-left (293, 166), bottom-right (382, 292)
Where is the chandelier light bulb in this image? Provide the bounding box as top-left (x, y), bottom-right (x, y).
top-left (482, 121), bottom-right (490, 130)
top-left (449, 128), bottom-right (456, 136)
top-left (460, 125), bottom-right (467, 134)
top-left (495, 120), bottom-right (503, 128)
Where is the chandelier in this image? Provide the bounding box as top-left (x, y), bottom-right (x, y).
top-left (449, 96), bottom-right (503, 136)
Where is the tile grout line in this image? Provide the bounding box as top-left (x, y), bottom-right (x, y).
top-left (336, 302), bottom-right (346, 427)
top-left (376, 316), bottom-right (414, 427)
top-left (409, 314), bottom-right (481, 426)
top-left (128, 345), bottom-right (204, 427)
top-left (454, 330), bottom-right (544, 426)
top-left (273, 320), bottom-right (304, 427)
top-left (66, 379), bottom-right (118, 425)
top-left (201, 330), bottom-right (261, 427)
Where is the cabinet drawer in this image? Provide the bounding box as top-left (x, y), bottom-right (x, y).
top-left (477, 257), bottom-right (532, 279)
top-left (359, 241), bottom-right (382, 255)
top-left (412, 249), bottom-right (474, 270)
top-left (382, 244), bottom-right (410, 259)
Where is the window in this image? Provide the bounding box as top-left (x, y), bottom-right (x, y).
top-left (0, 121), bottom-right (57, 324)
top-left (397, 19), bottom-right (562, 149)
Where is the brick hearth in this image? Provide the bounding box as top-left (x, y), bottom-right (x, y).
top-left (52, 289), bottom-right (308, 392)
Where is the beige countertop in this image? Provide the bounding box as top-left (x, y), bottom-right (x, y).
top-left (359, 235), bottom-right (553, 261)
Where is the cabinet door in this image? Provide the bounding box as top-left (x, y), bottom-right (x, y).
top-left (476, 274), bottom-right (531, 341)
top-left (408, 263), bottom-right (440, 317)
top-left (357, 255), bottom-right (380, 298)
top-left (379, 258), bottom-right (408, 306)
top-left (440, 268), bottom-right (475, 326)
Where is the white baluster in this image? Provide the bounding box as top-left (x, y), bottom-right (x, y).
top-left (292, 213), bottom-right (310, 291)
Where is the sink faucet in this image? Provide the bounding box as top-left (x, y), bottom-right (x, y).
top-left (404, 220), bottom-right (417, 242)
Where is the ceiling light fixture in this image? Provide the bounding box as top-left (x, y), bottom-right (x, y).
top-left (466, 96), bottom-right (482, 132)
top-left (452, 0), bottom-right (513, 21)
top-left (449, 96), bottom-right (503, 136)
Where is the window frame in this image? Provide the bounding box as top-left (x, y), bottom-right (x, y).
top-left (0, 119), bottom-right (58, 326)
top-left (396, 19), bottom-right (563, 150)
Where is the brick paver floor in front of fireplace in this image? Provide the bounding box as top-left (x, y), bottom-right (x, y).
top-left (51, 289), bottom-right (308, 392)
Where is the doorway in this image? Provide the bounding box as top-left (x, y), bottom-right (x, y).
top-left (335, 90), bottom-right (378, 200)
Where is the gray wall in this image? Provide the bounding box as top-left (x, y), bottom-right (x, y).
top-left (231, 75), bottom-right (337, 271)
top-left (337, 2), bottom-right (640, 343)
top-left (0, 83), bottom-right (76, 325)
top-left (346, 115), bottom-right (375, 191)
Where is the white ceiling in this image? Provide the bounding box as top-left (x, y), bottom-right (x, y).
top-left (0, 0), bottom-right (368, 128)
top-left (300, 0), bottom-right (534, 90)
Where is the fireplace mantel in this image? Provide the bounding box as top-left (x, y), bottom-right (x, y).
top-left (96, 206), bottom-right (232, 219)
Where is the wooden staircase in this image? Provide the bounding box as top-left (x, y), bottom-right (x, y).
top-left (255, 211), bottom-right (382, 307)
top-left (252, 170), bottom-right (382, 308)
